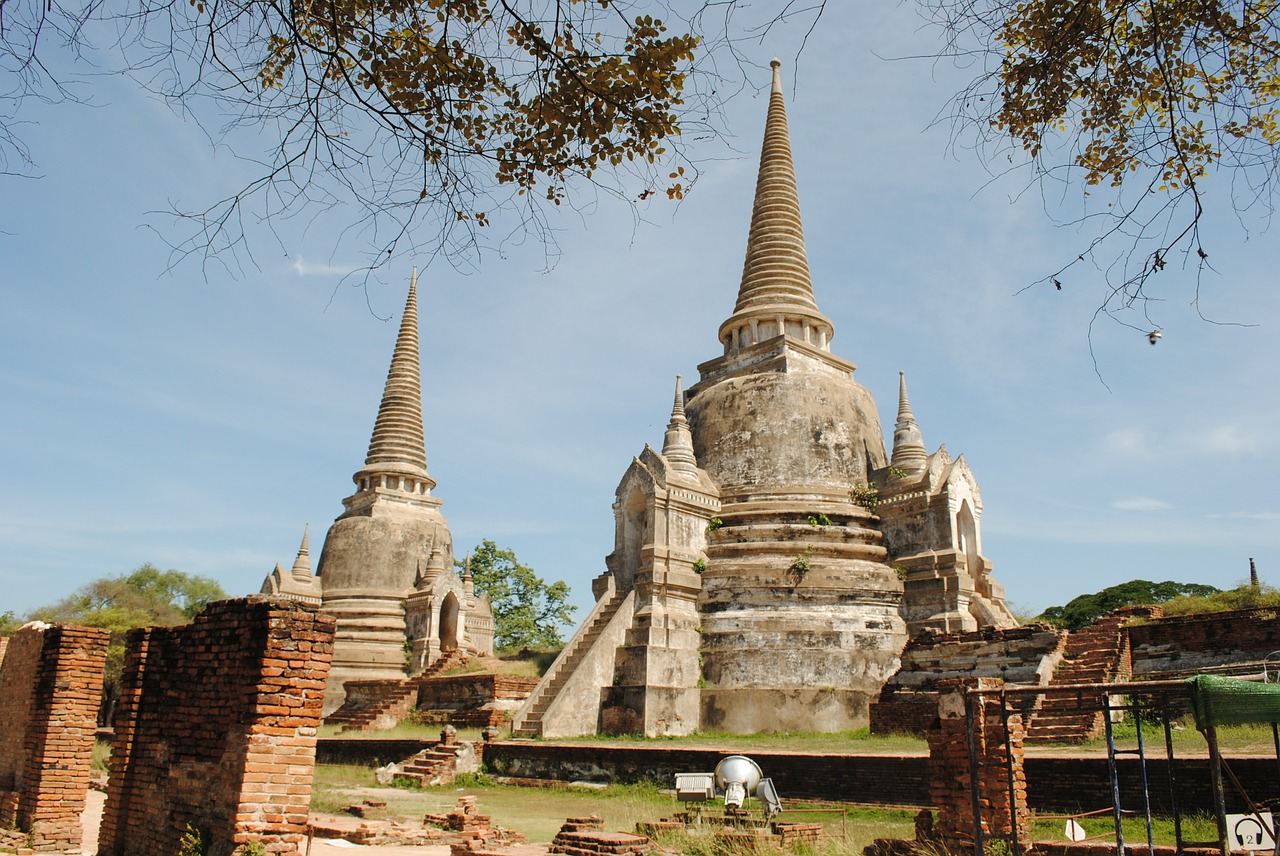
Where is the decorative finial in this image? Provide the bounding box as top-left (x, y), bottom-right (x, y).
top-left (890, 371), bottom-right (928, 475)
top-left (662, 374), bottom-right (699, 475)
top-left (897, 371), bottom-right (915, 422)
top-left (718, 55), bottom-right (833, 355)
top-left (357, 269), bottom-right (433, 484)
top-left (290, 523), bottom-right (312, 579)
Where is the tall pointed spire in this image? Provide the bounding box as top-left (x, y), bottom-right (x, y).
top-left (718, 59), bottom-right (834, 354)
top-left (357, 268), bottom-right (433, 485)
top-left (661, 374), bottom-right (699, 475)
top-left (290, 524), bottom-right (312, 579)
top-left (890, 371), bottom-right (928, 474)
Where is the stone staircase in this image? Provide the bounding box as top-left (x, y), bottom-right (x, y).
top-left (1026, 607), bottom-right (1156, 744)
top-left (329, 650), bottom-right (471, 733)
top-left (511, 591), bottom-right (628, 738)
top-left (391, 737), bottom-right (479, 787)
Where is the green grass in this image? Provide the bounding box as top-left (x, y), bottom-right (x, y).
top-left (310, 763), bottom-right (1234, 852)
top-left (1030, 811), bottom-right (1221, 847)
top-left (92, 738), bottom-right (111, 772)
top-left (307, 765), bottom-right (917, 845)
top-left (1045, 716), bottom-right (1278, 755)
top-left (538, 729), bottom-right (929, 755)
top-left (309, 766), bottom-right (679, 841)
top-left (647, 807), bottom-right (916, 856)
top-left (318, 721), bottom-right (489, 740)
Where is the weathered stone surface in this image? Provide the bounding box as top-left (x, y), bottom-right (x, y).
top-left (258, 272), bottom-right (493, 716)
top-left (517, 60), bottom-right (1015, 738)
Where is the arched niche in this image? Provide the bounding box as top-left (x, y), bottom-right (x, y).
top-left (956, 499), bottom-right (980, 577)
top-left (439, 591), bottom-right (460, 652)
top-left (617, 484), bottom-right (649, 591)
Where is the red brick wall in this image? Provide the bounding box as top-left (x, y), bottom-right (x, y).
top-left (0, 636), bottom-right (8, 669)
top-left (98, 597), bottom-right (334, 856)
top-left (927, 678), bottom-right (1030, 851)
top-left (0, 623), bottom-right (108, 852)
top-left (1129, 607), bottom-right (1280, 678)
top-left (415, 674), bottom-right (538, 709)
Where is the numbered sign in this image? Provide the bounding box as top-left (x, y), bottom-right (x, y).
top-left (1227, 813), bottom-right (1276, 852)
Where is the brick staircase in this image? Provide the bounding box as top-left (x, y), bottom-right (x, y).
top-left (1026, 607), bottom-right (1157, 744)
top-left (328, 650), bottom-right (471, 733)
top-left (511, 591), bottom-right (628, 738)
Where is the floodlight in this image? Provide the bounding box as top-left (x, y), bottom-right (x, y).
top-left (675, 772), bottom-right (716, 803)
top-left (757, 778), bottom-right (782, 820)
top-left (714, 755), bottom-right (763, 810)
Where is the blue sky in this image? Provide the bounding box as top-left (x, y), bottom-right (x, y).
top-left (2, 4), bottom-right (1276, 626)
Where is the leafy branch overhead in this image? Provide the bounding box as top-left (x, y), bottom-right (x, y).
top-left (1, 0), bottom-right (701, 269)
top-left (928, 0), bottom-right (1280, 323)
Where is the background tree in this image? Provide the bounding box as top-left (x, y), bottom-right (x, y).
top-left (458, 539), bottom-right (576, 652)
top-left (0, 611), bottom-right (23, 635)
top-left (924, 0), bottom-right (1280, 335)
top-left (1036, 578), bottom-right (1220, 629)
top-left (24, 564), bottom-right (227, 724)
top-left (1161, 581), bottom-right (1280, 616)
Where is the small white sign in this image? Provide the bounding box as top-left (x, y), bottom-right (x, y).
top-left (1065, 819), bottom-right (1088, 842)
top-left (1227, 813), bottom-right (1276, 852)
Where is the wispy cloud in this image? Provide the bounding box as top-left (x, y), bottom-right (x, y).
top-left (1202, 424), bottom-right (1263, 456)
top-left (1100, 423), bottom-right (1272, 463)
top-left (1102, 428), bottom-right (1151, 459)
top-left (1207, 510), bottom-right (1280, 521)
top-left (1111, 497), bottom-right (1173, 511)
top-left (291, 256), bottom-right (358, 277)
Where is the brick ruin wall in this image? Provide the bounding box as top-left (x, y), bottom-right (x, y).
top-left (870, 625), bottom-right (1065, 736)
top-left (99, 597), bottom-right (334, 856)
top-left (0, 624), bottom-right (108, 854)
top-left (414, 674), bottom-right (538, 727)
top-left (1129, 607), bottom-right (1280, 679)
top-left (927, 678), bottom-right (1030, 851)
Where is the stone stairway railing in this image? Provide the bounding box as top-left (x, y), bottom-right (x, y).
top-left (510, 581), bottom-right (632, 738)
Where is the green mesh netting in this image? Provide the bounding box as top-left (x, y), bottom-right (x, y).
top-left (1188, 675), bottom-right (1280, 729)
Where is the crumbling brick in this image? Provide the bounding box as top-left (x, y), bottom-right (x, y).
top-left (0, 623), bottom-right (108, 854)
top-left (97, 597), bottom-right (334, 856)
top-left (927, 677), bottom-right (1030, 852)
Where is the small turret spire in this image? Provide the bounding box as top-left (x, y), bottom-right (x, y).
top-left (290, 524), bottom-right (312, 579)
top-left (661, 375), bottom-right (699, 475)
top-left (890, 371), bottom-right (928, 474)
top-left (718, 59), bottom-right (834, 354)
